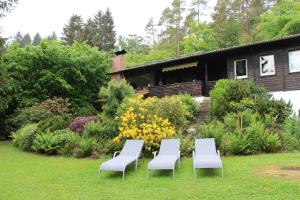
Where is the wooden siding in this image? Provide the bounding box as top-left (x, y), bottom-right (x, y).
top-left (148, 81), bottom-right (202, 97)
top-left (227, 44), bottom-right (300, 92)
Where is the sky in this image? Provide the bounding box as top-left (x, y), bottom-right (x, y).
top-left (0, 0), bottom-right (216, 40)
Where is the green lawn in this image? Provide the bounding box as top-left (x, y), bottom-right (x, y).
top-left (0, 142), bottom-right (300, 200)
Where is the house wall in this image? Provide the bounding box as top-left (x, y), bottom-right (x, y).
top-left (227, 44), bottom-right (300, 92)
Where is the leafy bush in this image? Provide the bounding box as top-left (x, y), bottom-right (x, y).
top-left (83, 120), bottom-right (116, 140)
top-left (58, 132), bottom-right (81, 156)
top-left (99, 79), bottom-right (135, 122)
top-left (197, 120), bottom-right (225, 149)
top-left (282, 117), bottom-right (300, 151)
top-left (12, 124), bottom-right (38, 151)
top-left (73, 137), bottom-right (96, 158)
top-left (68, 116), bottom-right (98, 132)
top-left (210, 79), bottom-right (292, 123)
top-left (32, 131), bottom-right (66, 155)
top-left (225, 131), bottom-right (252, 155)
top-left (114, 96), bottom-right (176, 151)
top-left (38, 113), bottom-right (72, 132)
top-left (175, 94), bottom-right (199, 118)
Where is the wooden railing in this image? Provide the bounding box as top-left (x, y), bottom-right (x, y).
top-left (148, 81), bottom-right (202, 97)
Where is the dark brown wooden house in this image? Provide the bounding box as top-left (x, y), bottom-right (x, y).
top-left (111, 34), bottom-right (300, 101)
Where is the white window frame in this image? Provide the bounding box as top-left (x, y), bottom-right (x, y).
top-left (289, 50), bottom-right (300, 73)
top-left (234, 59), bottom-right (248, 79)
top-left (260, 54), bottom-right (276, 76)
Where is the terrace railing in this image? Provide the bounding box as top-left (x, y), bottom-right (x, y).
top-left (148, 80), bottom-right (202, 97)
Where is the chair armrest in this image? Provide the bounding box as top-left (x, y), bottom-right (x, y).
top-left (217, 150), bottom-right (220, 157)
top-left (152, 151), bottom-right (157, 158)
top-left (192, 150), bottom-right (195, 158)
top-left (113, 151), bottom-right (120, 158)
top-left (178, 151), bottom-right (181, 158)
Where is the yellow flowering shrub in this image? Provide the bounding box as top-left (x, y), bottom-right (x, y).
top-left (114, 95), bottom-right (176, 151)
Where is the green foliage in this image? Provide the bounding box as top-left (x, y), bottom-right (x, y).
top-left (83, 120), bottom-right (117, 140)
top-left (1, 40), bottom-right (110, 108)
top-left (32, 131), bottom-right (66, 155)
top-left (198, 120), bottom-right (225, 148)
top-left (183, 22), bottom-right (218, 54)
top-left (12, 124), bottom-right (38, 151)
top-left (151, 96), bottom-right (190, 128)
top-left (255, 0), bottom-right (300, 40)
top-left (99, 79), bottom-right (135, 122)
top-left (58, 133), bottom-right (81, 156)
top-left (282, 117), bottom-right (300, 151)
top-left (175, 94), bottom-right (199, 118)
top-left (224, 131), bottom-right (252, 155)
top-left (37, 113), bottom-right (72, 133)
top-left (73, 137), bottom-right (96, 158)
top-left (210, 79), bottom-right (292, 123)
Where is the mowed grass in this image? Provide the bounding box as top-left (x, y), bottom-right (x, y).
top-left (0, 142), bottom-right (300, 200)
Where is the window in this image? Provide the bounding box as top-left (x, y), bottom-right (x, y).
top-left (260, 55), bottom-right (275, 76)
top-left (289, 50), bottom-right (300, 73)
top-left (234, 59), bottom-right (248, 79)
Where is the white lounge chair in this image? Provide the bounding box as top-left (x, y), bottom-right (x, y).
top-left (193, 138), bottom-right (223, 179)
top-left (147, 139), bottom-right (180, 179)
top-left (99, 140), bottom-right (144, 179)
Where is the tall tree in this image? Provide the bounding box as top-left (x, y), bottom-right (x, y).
top-left (81, 18), bottom-right (96, 46)
top-left (145, 18), bottom-right (157, 45)
top-left (47, 31), bottom-right (57, 40)
top-left (100, 8), bottom-right (116, 51)
top-left (190, 0), bottom-right (208, 24)
top-left (118, 35), bottom-right (150, 54)
top-left (32, 33), bottom-right (42, 45)
top-left (13, 31), bottom-right (22, 43)
top-left (19, 33), bottom-right (31, 47)
top-left (61, 14), bottom-right (84, 45)
top-left (158, 0), bottom-right (186, 56)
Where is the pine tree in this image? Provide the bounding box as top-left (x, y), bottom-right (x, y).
top-left (158, 0), bottom-right (186, 56)
top-left (81, 18), bottom-right (96, 46)
top-left (145, 18), bottom-right (157, 45)
top-left (13, 31), bottom-right (23, 43)
top-left (190, 0), bottom-right (208, 24)
top-left (61, 14), bottom-right (84, 45)
top-left (20, 33), bottom-right (31, 47)
top-left (32, 33), bottom-right (42, 45)
top-left (101, 8), bottom-right (116, 51)
top-left (92, 9), bottom-right (116, 51)
top-left (47, 31), bottom-right (57, 40)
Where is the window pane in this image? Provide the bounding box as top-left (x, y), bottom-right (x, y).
top-left (289, 50), bottom-right (300, 72)
top-left (235, 60), bottom-right (247, 77)
top-left (260, 55), bottom-right (275, 76)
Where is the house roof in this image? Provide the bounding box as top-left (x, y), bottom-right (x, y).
top-left (111, 33), bottom-right (300, 74)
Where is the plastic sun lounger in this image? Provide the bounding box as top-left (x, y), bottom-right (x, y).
top-left (193, 138), bottom-right (223, 179)
top-left (147, 139), bottom-right (180, 179)
top-left (99, 140), bottom-right (144, 179)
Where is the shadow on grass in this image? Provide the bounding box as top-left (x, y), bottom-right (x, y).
top-left (99, 162), bottom-right (139, 180)
top-left (196, 169), bottom-right (222, 178)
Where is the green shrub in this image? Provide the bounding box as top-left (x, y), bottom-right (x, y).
top-left (246, 121), bottom-right (281, 153)
top-left (97, 139), bottom-right (125, 155)
top-left (58, 131), bottom-right (81, 156)
top-left (73, 137), bottom-right (96, 158)
top-left (210, 79), bottom-right (292, 123)
top-left (226, 131), bottom-right (252, 155)
top-left (12, 124), bottom-right (38, 151)
top-left (175, 94), bottom-right (199, 118)
top-left (99, 79), bottom-right (135, 122)
top-left (152, 96), bottom-right (190, 128)
top-left (32, 131), bottom-right (66, 155)
top-left (180, 135), bottom-right (194, 157)
top-left (38, 113), bottom-right (73, 132)
top-left (83, 120), bottom-right (117, 140)
top-left (282, 117), bottom-right (300, 151)
top-left (198, 120), bottom-right (225, 149)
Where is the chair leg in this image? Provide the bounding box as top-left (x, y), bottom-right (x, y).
top-left (178, 157), bottom-right (180, 169)
top-left (98, 170), bottom-right (101, 179)
top-left (194, 168), bottom-right (197, 180)
top-left (147, 168), bottom-right (149, 180)
top-left (221, 167), bottom-right (224, 179)
top-left (122, 170), bottom-right (125, 180)
top-left (173, 168), bottom-right (175, 179)
top-left (135, 159), bottom-right (138, 171)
